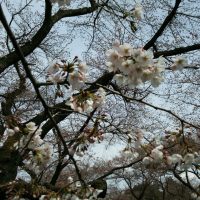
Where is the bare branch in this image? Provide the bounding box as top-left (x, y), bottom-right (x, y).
top-left (144, 0), bottom-right (181, 50)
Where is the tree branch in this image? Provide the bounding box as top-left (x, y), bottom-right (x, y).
top-left (144, 0), bottom-right (181, 50)
top-left (96, 158), bottom-right (142, 180)
top-left (154, 43), bottom-right (200, 58)
top-left (0, 4), bottom-right (87, 186)
top-left (0, 1), bottom-right (99, 74)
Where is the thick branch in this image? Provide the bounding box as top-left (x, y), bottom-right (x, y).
top-left (33, 72), bottom-right (114, 138)
top-left (0, 0), bottom-right (52, 74)
top-left (144, 0), bottom-right (181, 50)
top-left (0, 2), bottom-right (98, 74)
top-left (1, 75), bottom-right (26, 116)
top-left (173, 169), bottom-right (199, 195)
top-left (154, 43), bottom-right (200, 58)
top-left (0, 6), bottom-right (87, 185)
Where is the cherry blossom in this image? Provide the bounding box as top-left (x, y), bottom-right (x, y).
top-left (69, 88), bottom-right (106, 113)
top-left (172, 56), bottom-right (188, 70)
top-left (132, 5), bottom-right (143, 20)
top-left (106, 41), bottom-right (165, 88)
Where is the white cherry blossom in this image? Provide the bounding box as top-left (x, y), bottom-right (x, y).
top-left (106, 49), bottom-right (121, 63)
top-left (151, 145), bottom-right (164, 162)
top-left (167, 154), bottom-right (182, 165)
top-left (68, 71), bottom-right (86, 90)
top-left (118, 43), bottom-right (133, 57)
top-left (143, 156), bottom-right (153, 165)
top-left (184, 153), bottom-right (194, 166)
top-left (132, 5), bottom-right (143, 20)
top-left (172, 56), bottom-right (188, 70)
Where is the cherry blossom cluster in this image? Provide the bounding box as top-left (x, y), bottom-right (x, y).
top-left (143, 148), bottom-right (199, 170)
top-left (69, 87), bottom-right (106, 113)
top-left (20, 122), bottom-right (52, 167)
top-left (122, 130), bottom-right (143, 159)
top-left (143, 129), bottom-right (200, 169)
top-left (4, 121), bottom-right (52, 169)
top-left (106, 40), bottom-right (165, 87)
top-left (13, 177), bottom-right (102, 200)
top-left (63, 177), bottom-right (103, 200)
top-left (122, 128), bottom-right (200, 169)
top-left (123, 5), bottom-right (143, 22)
top-left (71, 126), bottom-right (104, 157)
top-left (38, 177), bottom-right (102, 200)
top-left (142, 145), bottom-right (164, 165)
top-left (46, 58), bottom-right (87, 90)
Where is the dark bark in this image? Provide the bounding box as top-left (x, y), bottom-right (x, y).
top-left (90, 179), bottom-right (107, 198)
top-left (0, 1), bottom-right (98, 74)
top-left (154, 43), bottom-right (200, 58)
top-left (32, 72), bottom-right (114, 139)
top-left (0, 148), bottom-right (21, 185)
top-left (144, 0), bottom-right (182, 50)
